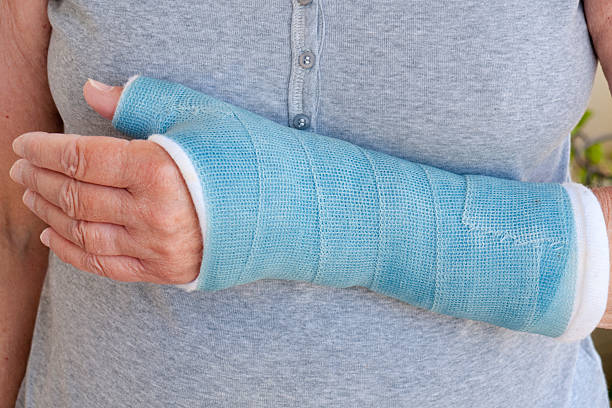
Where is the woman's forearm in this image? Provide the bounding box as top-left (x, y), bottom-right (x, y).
top-left (0, 1), bottom-right (61, 405)
top-left (110, 76), bottom-right (609, 341)
top-left (585, 0), bottom-right (612, 89)
top-left (576, 0), bottom-right (612, 331)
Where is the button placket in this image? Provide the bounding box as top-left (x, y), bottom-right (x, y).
top-left (288, 0), bottom-right (319, 131)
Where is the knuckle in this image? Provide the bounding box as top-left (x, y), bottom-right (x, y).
top-left (151, 160), bottom-right (182, 194)
top-left (150, 210), bottom-right (185, 237)
top-left (60, 138), bottom-right (81, 177)
top-left (61, 137), bottom-right (89, 179)
top-left (139, 198), bottom-right (176, 233)
top-left (148, 210), bottom-right (174, 233)
top-left (156, 160), bottom-right (180, 182)
top-left (154, 240), bottom-right (174, 259)
top-left (83, 253), bottom-right (107, 278)
top-left (71, 220), bottom-right (106, 255)
top-left (152, 239), bottom-right (184, 265)
top-left (70, 219), bottom-right (87, 249)
top-left (59, 179), bottom-right (82, 218)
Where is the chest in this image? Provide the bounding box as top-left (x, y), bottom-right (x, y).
top-left (47, 0), bottom-right (596, 181)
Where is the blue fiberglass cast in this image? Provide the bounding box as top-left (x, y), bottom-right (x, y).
top-left (112, 76), bottom-right (578, 338)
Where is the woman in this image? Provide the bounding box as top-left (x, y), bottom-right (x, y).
top-left (3, 0), bottom-right (612, 406)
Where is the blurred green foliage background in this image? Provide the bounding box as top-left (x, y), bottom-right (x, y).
top-left (571, 110), bottom-right (612, 186)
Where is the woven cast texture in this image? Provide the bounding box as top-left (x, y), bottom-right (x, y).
top-left (112, 76), bottom-right (578, 337)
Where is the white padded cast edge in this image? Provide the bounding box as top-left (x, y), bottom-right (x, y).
top-left (557, 182), bottom-right (609, 342)
top-left (112, 74), bottom-right (141, 123)
top-left (148, 134), bottom-right (206, 293)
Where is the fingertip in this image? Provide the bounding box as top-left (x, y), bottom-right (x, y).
top-left (83, 79), bottom-right (124, 121)
top-left (12, 135), bottom-right (25, 157)
top-left (40, 228), bottom-right (51, 247)
top-left (13, 131), bottom-right (45, 157)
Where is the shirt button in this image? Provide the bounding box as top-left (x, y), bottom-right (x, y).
top-left (298, 51), bottom-right (315, 69)
top-left (292, 114), bottom-right (311, 130)
top-left (298, 0), bottom-right (312, 5)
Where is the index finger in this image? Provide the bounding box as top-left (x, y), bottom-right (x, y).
top-left (12, 132), bottom-right (133, 188)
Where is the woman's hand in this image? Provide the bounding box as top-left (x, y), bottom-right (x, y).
top-left (8, 80), bottom-right (202, 285)
top-left (591, 187), bottom-right (612, 328)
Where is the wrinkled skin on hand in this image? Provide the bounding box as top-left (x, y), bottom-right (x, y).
top-left (8, 80), bottom-right (202, 285)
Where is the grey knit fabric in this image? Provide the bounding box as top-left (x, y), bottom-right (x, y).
top-left (16, 0), bottom-right (608, 406)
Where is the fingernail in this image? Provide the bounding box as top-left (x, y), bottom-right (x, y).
top-left (12, 135), bottom-right (25, 157)
top-left (9, 161), bottom-right (23, 184)
top-left (40, 229), bottom-right (50, 247)
top-left (22, 189), bottom-right (35, 209)
top-left (88, 78), bottom-right (114, 92)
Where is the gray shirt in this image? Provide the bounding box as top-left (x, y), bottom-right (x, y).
top-left (16, 0), bottom-right (609, 406)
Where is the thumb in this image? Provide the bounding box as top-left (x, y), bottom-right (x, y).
top-left (91, 75), bottom-right (233, 139)
top-left (83, 79), bottom-right (124, 121)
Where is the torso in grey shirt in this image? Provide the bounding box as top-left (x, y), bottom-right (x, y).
top-left (16, 1), bottom-right (609, 406)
